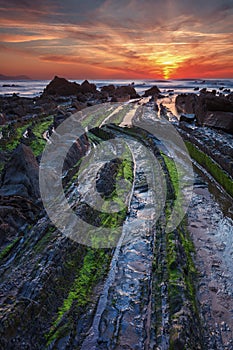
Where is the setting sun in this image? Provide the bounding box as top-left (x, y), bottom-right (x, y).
top-left (161, 61), bottom-right (178, 79)
top-left (0, 1), bottom-right (232, 79)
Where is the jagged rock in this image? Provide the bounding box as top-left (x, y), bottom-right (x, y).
top-left (203, 111), bottom-right (233, 134)
top-left (175, 93), bottom-right (198, 114)
top-left (101, 84), bottom-right (138, 101)
top-left (0, 144), bottom-right (39, 198)
top-left (96, 158), bottom-right (122, 198)
top-left (63, 133), bottom-right (89, 172)
top-left (80, 80), bottom-right (97, 94)
top-left (76, 92), bottom-right (88, 102)
top-left (175, 92), bottom-right (233, 133)
top-left (101, 84), bottom-right (116, 95)
top-left (113, 85), bottom-right (139, 100)
top-left (176, 122), bottom-right (233, 176)
top-left (53, 109), bottom-right (71, 129)
top-left (201, 93), bottom-right (233, 113)
top-left (200, 87), bottom-right (207, 93)
top-left (143, 85), bottom-right (161, 97)
top-left (42, 76), bottom-right (81, 96)
top-left (160, 103), bottom-right (169, 119)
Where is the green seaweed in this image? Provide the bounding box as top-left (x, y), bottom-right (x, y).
top-left (29, 117), bottom-right (53, 156)
top-left (99, 155), bottom-right (134, 230)
top-left (0, 123), bottom-right (31, 151)
top-left (161, 153), bottom-right (179, 198)
top-left (185, 141), bottom-right (233, 198)
top-left (0, 237), bottom-right (20, 260)
top-left (46, 248), bottom-right (110, 344)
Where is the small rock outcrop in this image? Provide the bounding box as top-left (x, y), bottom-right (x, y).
top-left (175, 93), bottom-right (199, 115)
top-left (0, 143), bottom-right (39, 198)
top-left (113, 85), bottom-right (139, 100)
top-left (143, 85), bottom-right (161, 97)
top-left (101, 84), bottom-right (116, 94)
top-left (96, 158), bottom-right (122, 198)
top-left (175, 92), bottom-right (233, 134)
top-left (80, 80), bottom-right (97, 94)
top-left (42, 76), bottom-right (81, 96)
top-left (203, 111), bottom-right (233, 132)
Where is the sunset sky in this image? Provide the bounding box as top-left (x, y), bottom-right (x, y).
top-left (0, 0), bottom-right (233, 80)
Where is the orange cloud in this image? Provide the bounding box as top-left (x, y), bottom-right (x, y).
top-left (0, 0), bottom-right (232, 79)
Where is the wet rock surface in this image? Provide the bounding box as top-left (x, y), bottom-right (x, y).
top-left (176, 122), bottom-right (233, 178)
top-left (0, 78), bottom-right (232, 349)
top-left (96, 158), bottom-right (123, 198)
top-left (175, 92), bottom-right (233, 133)
top-left (0, 143), bottom-right (39, 198)
top-left (188, 170), bottom-right (233, 350)
top-left (142, 85), bottom-right (161, 97)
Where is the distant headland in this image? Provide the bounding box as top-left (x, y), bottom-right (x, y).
top-left (0, 74), bottom-right (31, 80)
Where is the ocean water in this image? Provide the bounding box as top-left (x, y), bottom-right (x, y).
top-left (0, 78), bottom-right (232, 98)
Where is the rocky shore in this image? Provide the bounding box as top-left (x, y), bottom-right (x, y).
top-left (176, 89), bottom-right (233, 134)
top-left (0, 76), bottom-right (232, 349)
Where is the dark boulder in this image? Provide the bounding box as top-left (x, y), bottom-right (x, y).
top-left (96, 158), bottom-right (122, 198)
top-left (143, 85), bottom-right (161, 97)
top-left (53, 109), bottom-right (71, 129)
top-left (80, 80), bottom-right (97, 94)
top-left (42, 76), bottom-right (81, 96)
top-left (63, 134), bottom-right (89, 172)
top-left (200, 88), bottom-right (207, 93)
top-left (175, 93), bottom-right (198, 114)
top-left (203, 111), bottom-right (233, 134)
top-left (101, 84), bottom-right (116, 95)
top-left (76, 92), bottom-right (88, 103)
top-left (175, 92), bottom-right (233, 134)
top-left (0, 144), bottom-right (39, 198)
top-left (113, 85), bottom-right (139, 100)
top-left (201, 93), bottom-right (233, 113)
top-left (160, 103), bottom-right (169, 119)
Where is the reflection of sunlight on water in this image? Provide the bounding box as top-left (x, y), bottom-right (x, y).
top-left (159, 95), bottom-right (179, 119)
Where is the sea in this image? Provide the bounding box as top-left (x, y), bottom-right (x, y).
top-left (0, 78), bottom-right (232, 98)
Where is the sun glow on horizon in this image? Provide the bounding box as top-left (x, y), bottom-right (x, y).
top-left (0, 1), bottom-right (232, 79)
top-left (162, 61), bottom-right (176, 79)
top-left (154, 56), bottom-right (183, 80)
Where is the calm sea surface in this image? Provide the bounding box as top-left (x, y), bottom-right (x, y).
top-left (0, 78), bottom-right (232, 98)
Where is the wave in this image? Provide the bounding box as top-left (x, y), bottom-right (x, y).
top-left (0, 78), bottom-right (232, 98)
